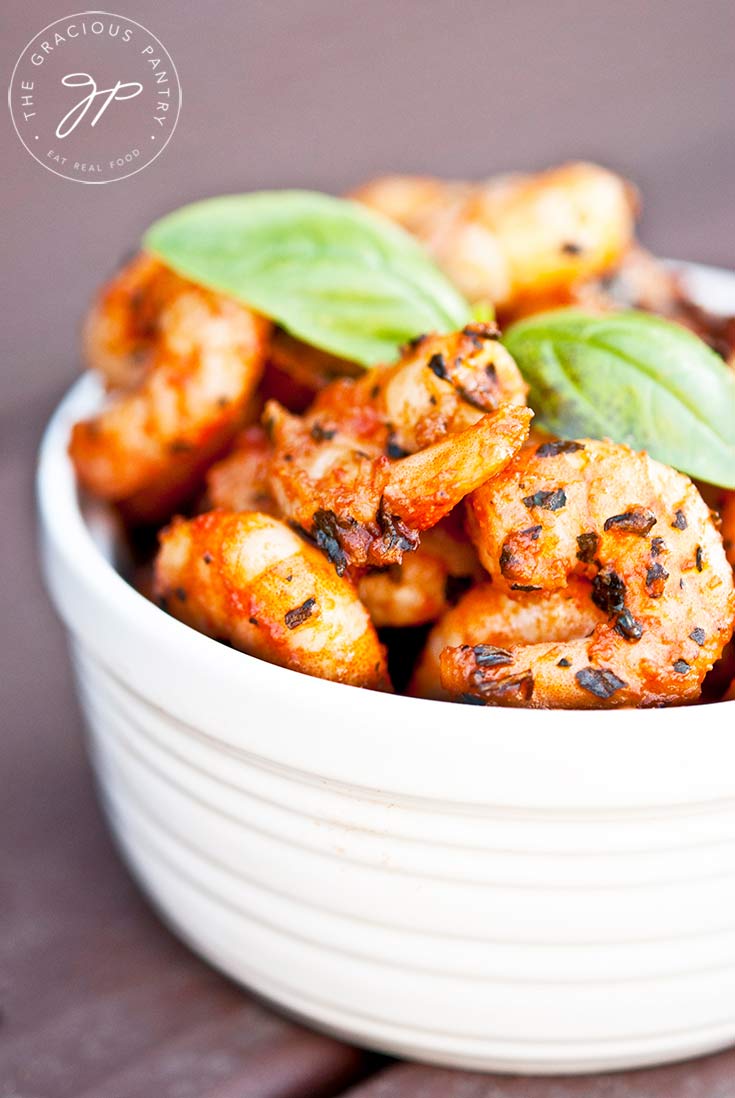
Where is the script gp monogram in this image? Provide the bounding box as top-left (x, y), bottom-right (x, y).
top-left (8, 13), bottom-right (181, 183)
top-left (56, 73), bottom-right (144, 138)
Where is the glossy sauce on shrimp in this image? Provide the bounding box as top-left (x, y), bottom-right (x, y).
top-left (448, 438), bottom-right (735, 707)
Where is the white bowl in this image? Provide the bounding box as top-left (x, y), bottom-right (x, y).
top-left (38, 261), bottom-right (735, 1075)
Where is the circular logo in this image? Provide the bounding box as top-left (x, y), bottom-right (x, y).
top-left (8, 11), bottom-right (181, 184)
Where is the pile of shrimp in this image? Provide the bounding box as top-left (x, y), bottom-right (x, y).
top-left (69, 162), bottom-right (735, 707)
top-left (353, 161), bottom-right (735, 362)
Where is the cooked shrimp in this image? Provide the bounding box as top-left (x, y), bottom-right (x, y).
top-left (454, 438), bottom-right (735, 707)
top-left (154, 511), bottom-right (390, 689)
top-left (82, 253), bottom-right (182, 389)
top-left (722, 492), bottom-right (735, 571)
top-left (268, 402), bottom-right (530, 572)
top-left (264, 328), bottom-right (361, 408)
top-left (296, 322), bottom-right (528, 449)
top-left (353, 162), bottom-right (636, 310)
top-left (70, 255), bottom-right (270, 521)
top-left (205, 420), bottom-right (486, 627)
top-left (412, 578), bottom-right (605, 700)
top-left (266, 324), bottom-right (531, 570)
top-left (205, 425), bottom-right (276, 515)
top-left (357, 513), bottom-right (484, 628)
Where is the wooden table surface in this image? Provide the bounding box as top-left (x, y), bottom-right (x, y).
top-left (2, 2), bottom-right (734, 1094)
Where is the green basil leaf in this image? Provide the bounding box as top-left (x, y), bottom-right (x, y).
top-left (471, 299), bottom-right (496, 323)
top-left (504, 308), bottom-right (735, 488)
top-left (143, 191), bottom-right (471, 366)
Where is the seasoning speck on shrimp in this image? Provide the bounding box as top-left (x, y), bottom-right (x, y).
top-left (454, 438), bottom-right (735, 707)
top-left (266, 324), bottom-right (531, 570)
top-left (154, 511), bottom-right (390, 689)
top-left (70, 254), bottom-right (270, 522)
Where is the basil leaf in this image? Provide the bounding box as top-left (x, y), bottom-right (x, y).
top-left (143, 191), bottom-right (470, 366)
top-left (471, 299), bottom-right (496, 323)
top-left (504, 309), bottom-right (735, 488)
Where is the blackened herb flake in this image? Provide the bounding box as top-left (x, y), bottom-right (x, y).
top-left (536, 440), bottom-right (585, 458)
top-left (499, 544), bottom-right (514, 574)
top-left (671, 510), bottom-right (688, 530)
top-left (310, 422), bottom-right (337, 442)
top-left (285, 597), bottom-right (317, 630)
top-left (576, 531), bottom-right (599, 563)
top-left (689, 627), bottom-right (706, 646)
top-left (473, 645), bottom-right (514, 668)
top-left (592, 568), bottom-right (626, 614)
top-left (672, 659), bottom-right (691, 674)
top-left (386, 432), bottom-right (409, 460)
top-left (377, 496), bottom-right (420, 555)
top-left (460, 693), bottom-right (486, 706)
top-left (614, 609), bottom-right (644, 641)
top-left (603, 508), bottom-right (657, 536)
top-left (576, 667), bottom-right (627, 699)
top-left (475, 670), bottom-right (535, 704)
top-left (428, 353), bottom-right (448, 380)
top-left (523, 488), bottom-right (567, 511)
top-left (313, 509), bottom-right (349, 575)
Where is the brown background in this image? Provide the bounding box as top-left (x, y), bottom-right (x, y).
top-left (2, 2), bottom-right (734, 1094)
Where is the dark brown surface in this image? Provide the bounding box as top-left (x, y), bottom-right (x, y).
top-left (2, 2), bottom-right (735, 1094)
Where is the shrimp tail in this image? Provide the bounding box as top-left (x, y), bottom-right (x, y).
top-left (384, 403), bottom-right (533, 528)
